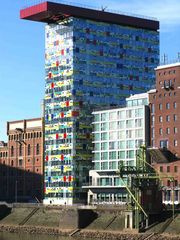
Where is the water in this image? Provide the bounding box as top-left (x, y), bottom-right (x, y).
top-left (0, 232), bottom-right (91, 240)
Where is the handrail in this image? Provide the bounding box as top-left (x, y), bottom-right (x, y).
top-left (22, 0), bottom-right (157, 21)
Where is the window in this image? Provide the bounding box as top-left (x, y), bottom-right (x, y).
top-left (151, 104), bottom-right (155, 113)
top-left (126, 110), bottom-right (134, 118)
top-left (135, 119), bottom-right (142, 127)
top-left (151, 128), bottom-right (155, 138)
top-left (174, 140), bottom-right (178, 147)
top-left (173, 102), bottom-right (177, 109)
top-left (109, 131), bottom-right (117, 140)
top-left (101, 123), bottom-right (108, 131)
top-left (28, 144), bottom-right (31, 156)
top-left (101, 142), bottom-right (108, 150)
top-left (94, 153), bottom-right (100, 161)
top-left (159, 116), bottom-right (163, 123)
top-left (126, 120), bottom-right (134, 128)
top-left (160, 140), bottom-right (168, 148)
top-left (118, 111), bottom-right (126, 119)
top-left (101, 133), bottom-right (108, 141)
top-left (126, 150), bottom-right (134, 159)
top-left (94, 114), bottom-right (100, 122)
top-left (109, 151), bottom-right (116, 160)
top-left (160, 166), bottom-right (163, 172)
top-left (174, 166), bottom-right (178, 173)
top-left (19, 159), bottom-right (23, 167)
top-left (126, 140), bottom-right (134, 149)
top-left (101, 113), bottom-right (108, 121)
top-left (117, 121), bottom-right (125, 129)
top-left (94, 143), bottom-right (100, 151)
top-left (175, 180), bottom-right (178, 187)
top-left (118, 141), bottom-right (126, 149)
top-left (159, 128), bottom-right (162, 135)
top-left (174, 114), bottom-right (177, 121)
top-left (95, 133), bottom-right (100, 141)
top-left (109, 122), bottom-right (117, 130)
top-left (19, 144), bottom-right (22, 156)
top-left (36, 144), bottom-right (40, 155)
top-left (126, 130), bottom-right (134, 138)
top-left (109, 142), bottom-right (116, 150)
top-left (166, 115), bottom-right (170, 122)
top-left (166, 128), bottom-right (170, 134)
top-left (167, 166), bottom-right (170, 172)
top-left (109, 112), bottom-right (117, 120)
top-left (11, 160), bottom-right (14, 166)
top-left (159, 104), bottom-right (162, 110)
top-left (11, 146), bottom-right (14, 157)
top-left (101, 152), bottom-right (108, 160)
top-left (118, 131), bottom-right (126, 139)
top-left (166, 103), bottom-right (170, 109)
top-left (152, 116), bottom-right (155, 126)
top-left (118, 151), bottom-right (125, 159)
top-left (174, 127), bottom-right (178, 134)
top-left (94, 124), bottom-right (100, 131)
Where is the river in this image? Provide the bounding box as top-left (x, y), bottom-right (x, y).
top-left (0, 232), bottom-right (92, 240)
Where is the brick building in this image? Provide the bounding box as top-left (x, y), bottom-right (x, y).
top-left (0, 118), bottom-right (44, 202)
top-left (149, 62), bottom-right (180, 205)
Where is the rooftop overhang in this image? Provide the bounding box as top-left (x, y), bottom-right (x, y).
top-left (20, 1), bottom-right (159, 30)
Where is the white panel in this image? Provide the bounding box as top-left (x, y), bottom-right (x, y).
top-left (9, 122), bottom-right (24, 130)
top-left (26, 120), bottom-right (42, 128)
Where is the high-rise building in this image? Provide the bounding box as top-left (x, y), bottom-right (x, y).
top-left (85, 93), bottom-right (150, 204)
top-left (149, 62), bottom-right (180, 156)
top-left (149, 62), bottom-right (180, 205)
top-left (20, 1), bottom-right (159, 204)
top-left (0, 118), bottom-right (43, 202)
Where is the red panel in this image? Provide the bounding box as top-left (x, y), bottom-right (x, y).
top-left (64, 133), bottom-right (67, 139)
top-left (66, 101), bottom-right (69, 107)
top-left (49, 72), bottom-right (52, 79)
top-left (63, 176), bottom-right (66, 182)
top-left (51, 82), bottom-right (54, 88)
top-left (61, 112), bottom-right (64, 118)
top-left (20, 2), bottom-right (48, 19)
top-left (56, 134), bottom-right (59, 139)
top-left (61, 155), bottom-right (64, 160)
top-left (45, 155), bottom-right (48, 161)
top-left (72, 111), bottom-right (79, 117)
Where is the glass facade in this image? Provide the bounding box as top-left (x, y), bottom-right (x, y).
top-left (87, 94), bottom-right (149, 204)
top-left (93, 106), bottom-right (147, 170)
top-left (44, 17), bottom-right (158, 204)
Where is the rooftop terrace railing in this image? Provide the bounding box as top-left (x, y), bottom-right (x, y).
top-left (22, 0), bottom-right (157, 21)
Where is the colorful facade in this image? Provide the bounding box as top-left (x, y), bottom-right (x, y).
top-left (20, 2), bottom-right (159, 205)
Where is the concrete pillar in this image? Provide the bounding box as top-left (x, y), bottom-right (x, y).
top-left (112, 193), bottom-right (114, 203)
top-left (125, 211), bottom-right (133, 229)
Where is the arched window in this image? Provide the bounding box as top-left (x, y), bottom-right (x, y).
top-left (36, 144), bottom-right (40, 155)
top-left (28, 144), bottom-right (31, 156)
top-left (11, 160), bottom-right (14, 166)
top-left (11, 146), bottom-right (14, 157)
top-left (19, 144), bottom-right (22, 156)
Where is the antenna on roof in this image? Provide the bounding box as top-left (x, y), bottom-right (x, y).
top-left (101, 5), bottom-right (108, 11)
top-left (161, 54), bottom-right (168, 65)
top-left (178, 52), bottom-right (180, 61)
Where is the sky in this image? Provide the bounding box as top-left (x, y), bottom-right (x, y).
top-left (0, 0), bottom-right (180, 141)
